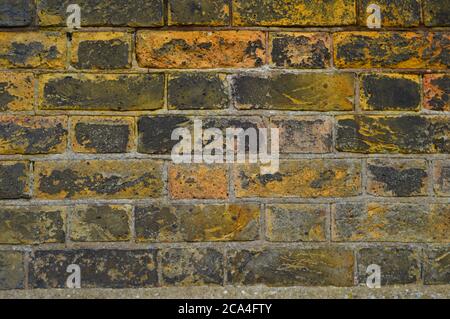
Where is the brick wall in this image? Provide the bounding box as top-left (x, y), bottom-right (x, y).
top-left (0, 0), bottom-right (448, 292)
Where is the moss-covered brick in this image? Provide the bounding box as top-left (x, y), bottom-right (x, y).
top-left (0, 32), bottom-right (66, 69)
top-left (424, 247), bottom-right (450, 284)
top-left (0, 161), bottom-right (30, 199)
top-left (367, 159), bottom-right (429, 197)
top-left (169, 164), bottom-right (228, 199)
top-left (266, 204), bottom-right (328, 242)
top-left (232, 0), bottom-right (356, 26)
top-left (336, 116), bottom-right (450, 154)
top-left (0, 251), bottom-right (24, 290)
top-left (136, 31), bottom-right (266, 68)
top-left (423, 0), bottom-right (450, 26)
top-left (357, 248), bottom-right (420, 285)
top-left (29, 249), bottom-right (158, 288)
top-left (0, 116), bottom-right (67, 155)
top-left (71, 116), bottom-right (135, 154)
top-left (37, 0), bottom-right (163, 27)
top-left (70, 205), bottom-right (131, 242)
top-left (168, 73), bottom-right (229, 110)
top-left (232, 73), bottom-right (354, 111)
top-left (0, 73), bottom-right (34, 112)
top-left (234, 160), bottom-right (361, 198)
top-left (39, 74), bottom-right (164, 111)
top-left (0, 206), bottom-right (66, 244)
top-left (0, 0), bottom-right (33, 27)
top-left (334, 32), bottom-right (449, 69)
top-left (168, 0), bottom-right (229, 26)
top-left (332, 203), bottom-right (449, 242)
top-left (360, 74), bottom-right (421, 111)
top-left (135, 203), bottom-right (260, 242)
top-left (424, 74), bottom-right (450, 111)
top-left (161, 248), bottom-right (223, 286)
top-left (358, 0), bottom-right (420, 27)
top-left (433, 160), bottom-right (450, 196)
top-left (71, 32), bottom-right (132, 70)
top-left (269, 33), bottom-right (331, 68)
top-left (227, 248), bottom-right (354, 286)
top-left (34, 160), bottom-right (163, 200)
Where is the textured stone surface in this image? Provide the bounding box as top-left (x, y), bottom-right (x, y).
top-left (0, 72), bottom-right (34, 112)
top-left (433, 160), bottom-right (450, 196)
top-left (0, 161), bottom-right (30, 199)
top-left (358, 0), bottom-right (420, 27)
top-left (0, 251), bottom-right (24, 290)
top-left (0, 0), bottom-right (33, 27)
top-left (168, 0), bottom-right (229, 26)
top-left (423, 0), bottom-right (450, 26)
top-left (424, 247), bottom-right (450, 284)
top-left (424, 74), bottom-right (450, 112)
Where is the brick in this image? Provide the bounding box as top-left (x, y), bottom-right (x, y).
top-left (227, 248), bottom-right (354, 286)
top-left (0, 32), bottom-right (66, 69)
top-left (270, 116), bottom-right (333, 153)
top-left (367, 159), bottom-right (429, 197)
top-left (161, 248), bottom-right (223, 286)
top-left (0, 161), bottom-right (30, 199)
top-left (334, 32), bottom-right (449, 69)
top-left (0, 251), bottom-right (24, 290)
top-left (29, 249), bottom-right (158, 288)
top-left (136, 31), bottom-right (265, 68)
top-left (169, 164), bottom-right (228, 199)
top-left (424, 74), bottom-right (450, 112)
top-left (0, 72), bottom-right (34, 112)
top-left (71, 116), bottom-right (135, 153)
top-left (232, 0), bottom-right (356, 26)
top-left (269, 33), bottom-right (331, 68)
top-left (358, 0), bottom-right (420, 27)
top-left (70, 205), bottom-right (131, 242)
top-left (168, 0), bottom-right (229, 26)
top-left (434, 160), bottom-right (450, 196)
top-left (424, 247), bottom-right (450, 284)
top-left (0, 206), bottom-right (66, 244)
top-left (135, 203), bottom-right (260, 242)
top-left (232, 73), bottom-right (354, 111)
top-left (332, 203), bottom-right (449, 242)
top-left (266, 204), bottom-right (328, 242)
top-left (34, 160), bottom-right (163, 200)
top-left (39, 74), bottom-right (164, 111)
top-left (357, 248), bottom-right (420, 285)
top-left (234, 160), bottom-right (361, 198)
top-left (0, 0), bottom-right (33, 27)
top-left (336, 116), bottom-right (449, 154)
top-left (360, 74), bottom-right (421, 111)
top-left (0, 116), bottom-right (67, 155)
top-left (37, 0), bottom-right (163, 27)
top-left (423, 0), bottom-right (450, 26)
top-left (168, 73), bottom-right (229, 110)
top-left (71, 32), bottom-right (132, 70)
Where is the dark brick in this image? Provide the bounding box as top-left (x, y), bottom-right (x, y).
top-left (0, 161), bottom-right (30, 199)
top-left (0, 72), bottom-right (34, 112)
top-left (0, 0), bottom-right (33, 27)
top-left (423, 0), bottom-right (450, 26)
top-left (168, 0), bottom-right (229, 26)
top-left (424, 247), bottom-right (450, 284)
top-left (0, 251), bottom-right (24, 290)
top-left (434, 160), bottom-right (450, 196)
top-left (358, 0), bottom-right (420, 27)
top-left (424, 74), bottom-right (450, 111)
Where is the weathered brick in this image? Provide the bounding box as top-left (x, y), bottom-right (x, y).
top-left (424, 247), bottom-right (450, 284)
top-left (0, 161), bottom-right (30, 199)
top-left (0, 206), bottom-right (66, 244)
top-left (135, 203), bottom-right (259, 242)
top-left (232, 73), bottom-right (354, 111)
top-left (357, 248), bottom-right (420, 285)
top-left (161, 248), bottom-right (223, 286)
top-left (169, 164), bottom-right (228, 199)
top-left (70, 205), bottom-right (131, 242)
top-left (71, 32), bottom-right (132, 70)
top-left (0, 72), bottom-right (34, 112)
top-left (0, 32), bottom-right (66, 69)
top-left (332, 203), bottom-right (449, 242)
top-left (168, 0), bottom-right (229, 26)
top-left (227, 248), bottom-right (354, 286)
top-left (270, 116), bottom-right (333, 153)
top-left (232, 0), bottom-right (356, 26)
top-left (0, 0), bottom-right (33, 27)
top-left (336, 116), bottom-right (449, 154)
top-left (423, 0), bottom-right (450, 26)
top-left (234, 160), bottom-right (361, 198)
top-left (266, 204), bottom-right (328, 242)
top-left (35, 160), bottom-right (163, 200)
top-left (358, 0), bottom-right (420, 27)
top-left (0, 116), bottom-right (67, 155)
top-left (37, 0), bottom-right (164, 27)
top-left (29, 249), bottom-right (158, 288)
top-left (71, 116), bottom-right (135, 153)
top-left (0, 251), bottom-right (24, 290)
top-left (360, 74), bottom-right (421, 111)
top-left (367, 159), bottom-right (428, 197)
top-left (269, 33), bottom-right (331, 68)
top-left (136, 31), bottom-right (265, 68)
top-left (39, 74), bottom-right (164, 111)
top-left (434, 160), bottom-right (450, 196)
top-left (334, 32), bottom-right (449, 69)
top-left (424, 74), bottom-right (450, 112)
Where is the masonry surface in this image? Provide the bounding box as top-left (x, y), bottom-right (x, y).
top-left (0, 0), bottom-right (448, 298)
